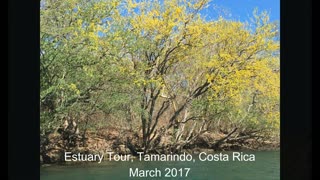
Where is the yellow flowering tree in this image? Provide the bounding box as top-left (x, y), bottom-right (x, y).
top-left (111, 0), bottom-right (280, 151)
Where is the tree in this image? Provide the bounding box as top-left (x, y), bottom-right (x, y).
top-left (40, 0), bottom-right (126, 135)
top-left (116, 0), bottom-right (279, 152)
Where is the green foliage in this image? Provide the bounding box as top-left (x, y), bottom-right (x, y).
top-left (40, 0), bottom-right (279, 141)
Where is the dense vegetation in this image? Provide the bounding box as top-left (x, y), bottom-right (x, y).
top-left (40, 0), bottom-right (279, 156)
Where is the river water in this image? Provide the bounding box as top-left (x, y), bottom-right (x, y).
top-left (41, 151), bottom-right (279, 180)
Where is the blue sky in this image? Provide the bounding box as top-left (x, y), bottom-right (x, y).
top-left (201, 0), bottom-right (280, 22)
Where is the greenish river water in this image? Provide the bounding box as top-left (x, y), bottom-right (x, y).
top-left (40, 151), bottom-right (279, 180)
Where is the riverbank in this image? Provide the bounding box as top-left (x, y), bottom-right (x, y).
top-left (40, 127), bottom-right (279, 164)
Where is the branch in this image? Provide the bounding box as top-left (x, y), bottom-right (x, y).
top-left (213, 127), bottom-right (238, 149)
